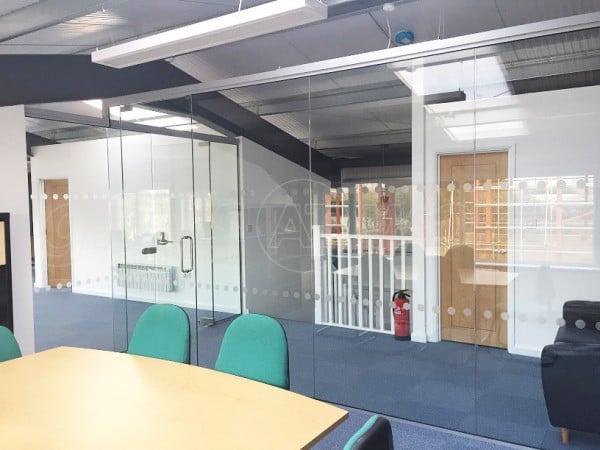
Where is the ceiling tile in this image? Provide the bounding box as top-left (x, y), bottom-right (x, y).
top-left (494, 0), bottom-right (600, 27)
top-left (370, 0), bottom-right (504, 43)
top-left (281, 13), bottom-right (389, 62)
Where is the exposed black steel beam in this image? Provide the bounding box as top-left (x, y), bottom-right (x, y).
top-left (0, 55), bottom-right (197, 107)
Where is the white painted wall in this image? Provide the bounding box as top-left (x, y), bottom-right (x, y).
top-left (416, 85), bottom-right (600, 356)
top-left (0, 105), bottom-right (34, 354)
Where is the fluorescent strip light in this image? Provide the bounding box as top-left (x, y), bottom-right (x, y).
top-left (92, 0), bottom-right (328, 68)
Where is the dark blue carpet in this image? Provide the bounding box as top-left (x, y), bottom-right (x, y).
top-left (33, 288), bottom-right (600, 449)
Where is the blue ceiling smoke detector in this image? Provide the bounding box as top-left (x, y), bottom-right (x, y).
top-left (395, 30), bottom-right (414, 45)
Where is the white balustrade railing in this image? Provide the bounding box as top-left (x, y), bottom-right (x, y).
top-left (313, 225), bottom-right (412, 334)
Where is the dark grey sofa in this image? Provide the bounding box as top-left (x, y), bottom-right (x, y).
top-left (541, 300), bottom-right (600, 444)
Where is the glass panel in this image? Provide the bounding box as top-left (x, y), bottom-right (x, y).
top-left (210, 77), bottom-right (315, 395)
top-left (112, 99), bottom-right (201, 362)
top-left (304, 49), bottom-right (480, 432)
top-left (27, 118), bottom-right (119, 351)
top-left (189, 137), bottom-right (242, 332)
top-left (103, 22), bottom-right (600, 449)
top-left (472, 28), bottom-right (600, 448)
top-left (205, 141), bottom-right (242, 323)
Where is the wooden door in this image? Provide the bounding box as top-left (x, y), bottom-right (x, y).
top-left (45, 179), bottom-right (71, 287)
top-left (439, 152), bottom-right (508, 348)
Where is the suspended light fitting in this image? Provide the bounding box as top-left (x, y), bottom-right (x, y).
top-left (91, 0), bottom-right (328, 69)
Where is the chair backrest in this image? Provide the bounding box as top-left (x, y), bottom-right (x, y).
top-left (215, 314), bottom-right (289, 389)
top-left (343, 415), bottom-right (394, 450)
top-left (127, 304), bottom-right (190, 364)
top-left (0, 326), bottom-right (22, 363)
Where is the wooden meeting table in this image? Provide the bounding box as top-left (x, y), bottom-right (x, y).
top-left (0, 347), bottom-right (347, 449)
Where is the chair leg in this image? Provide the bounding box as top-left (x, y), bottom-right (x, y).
top-left (561, 428), bottom-right (569, 444)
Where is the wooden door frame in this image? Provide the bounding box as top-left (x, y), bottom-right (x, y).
top-left (434, 146), bottom-right (516, 353)
top-left (36, 178), bottom-right (73, 289)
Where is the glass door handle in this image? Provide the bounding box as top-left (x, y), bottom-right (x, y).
top-left (180, 236), bottom-right (194, 273)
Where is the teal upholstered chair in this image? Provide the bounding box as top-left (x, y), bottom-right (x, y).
top-left (0, 326), bottom-right (22, 363)
top-left (215, 314), bottom-right (289, 389)
top-left (127, 304), bottom-right (190, 364)
top-left (344, 415), bottom-right (394, 450)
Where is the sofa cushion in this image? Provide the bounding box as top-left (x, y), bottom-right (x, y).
top-left (563, 300), bottom-right (600, 330)
top-left (555, 325), bottom-right (600, 345)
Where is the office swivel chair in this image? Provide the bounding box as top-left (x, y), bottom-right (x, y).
top-left (127, 304), bottom-right (190, 364)
top-left (215, 314), bottom-right (289, 389)
top-left (344, 415), bottom-right (394, 450)
top-left (0, 325), bottom-right (21, 363)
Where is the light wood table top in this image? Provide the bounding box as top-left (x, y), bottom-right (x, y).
top-left (0, 347), bottom-right (347, 450)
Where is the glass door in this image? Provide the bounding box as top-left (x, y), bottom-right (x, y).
top-left (194, 140), bottom-right (242, 325)
top-left (110, 109), bottom-right (203, 363)
top-left (109, 101), bottom-right (242, 364)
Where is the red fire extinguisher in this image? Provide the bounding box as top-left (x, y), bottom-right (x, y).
top-left (392, 289), bottom-right (411, 340)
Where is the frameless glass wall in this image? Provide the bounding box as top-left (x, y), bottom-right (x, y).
top-left (168, 25), bottom-right (599, 449)
top-left (109, 99), bottom-right (242, 364)
top-left (470, 30), bottom-right (600, 447)
top-left (199, 78), bottom-right (318, 395)
top-left (27, 21), bottom-right (593, 449)
top-left (28, 118), bottom-right (119, 352)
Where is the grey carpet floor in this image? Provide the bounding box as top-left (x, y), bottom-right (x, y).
top-left (33, 288), bottom-right (600, 449)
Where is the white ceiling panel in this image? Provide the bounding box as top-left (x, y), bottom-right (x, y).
top-left (321, 64), bottom-right (400, 90)
top-left (0, 44), bottom-right (90, 54)
top-left (262, 113), bottom-right (310, 140)
top-left (280, 13), bottom-right (389, 62)
top-left (0, 0), bottom-right (272, 54)
top-left (370, 0), bottom-right (504, 43)
top-left (494, 0), bottom-right (600, 27)
top-left (0, 0), bottom-right (122, 41)
top-left (223, 82), bottom-right (311, 107)
top-left (211, 69), bottom-right (340, 105)
top-left (171, 32), bottom-right (312, 81)
top-left (364, 100), bottom-right (412, 126)
top-left (0, 0), bottom-right (39, 16)
top-left (310, 113), bottom-right (391, 140)
top-left (5, 14), bottom-right (132, 50)
top-left (494, 28), bottom-right (600, 82)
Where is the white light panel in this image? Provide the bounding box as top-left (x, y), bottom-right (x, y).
top-left (92, 0), bottom-right (328, 68)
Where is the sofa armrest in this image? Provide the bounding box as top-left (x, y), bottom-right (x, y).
top-left (562, 300), bottom-right (600, 329)
top-left (541, 342), bottom-right (600, 433)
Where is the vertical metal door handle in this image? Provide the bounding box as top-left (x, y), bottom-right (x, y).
top-left (180, 236), bottom-right (194, 273)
